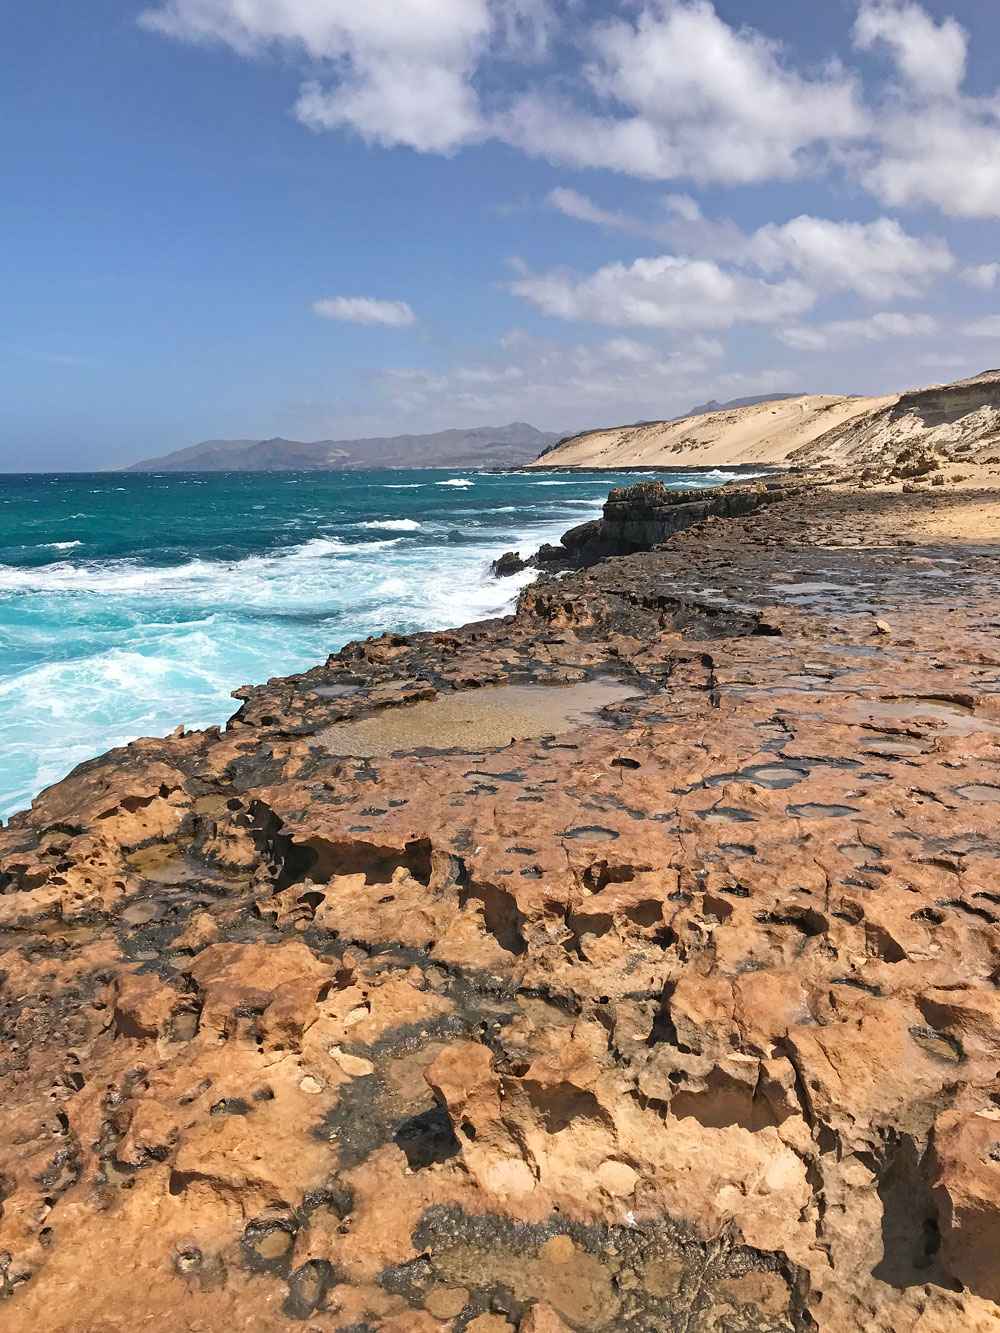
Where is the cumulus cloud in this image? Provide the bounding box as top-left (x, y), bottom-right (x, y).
top-left (509, 255), bottom-right (814, 331)
top-left (850, 3), bottom-right (1000, 218)
top-left (140, 0), bottom-right (1000, 220)
top-left (860, 107), bottom-right (1000, 220)
top-left (372, 330), bottom-right (793, 430)
top-left (312, 296), bottom-right (416, 327)
top-left (747, 216), bottom-right (953, 301)
top-left (853, 0), bottom-right (967, 98)
top-left (141, 0), bottom-right (498, 152)
top-left (961, 264), bottom-right (1000, 292)
top-left (777, 311), bottom-right (937, 351)
top-left (504, 1), bottom-right (865, 183)
top-left (546, 193), bottom-right (955, 303)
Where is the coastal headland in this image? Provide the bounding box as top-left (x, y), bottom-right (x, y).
top-left (5, 399), bottom-right (1000, 1329)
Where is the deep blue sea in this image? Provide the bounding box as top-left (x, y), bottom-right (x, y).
top-left (0, 467), bottom-right (746, 820)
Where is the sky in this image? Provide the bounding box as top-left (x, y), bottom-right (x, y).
top-left (2, 0), bottom-right (999, 470)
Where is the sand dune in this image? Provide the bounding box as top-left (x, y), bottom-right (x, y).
top-left (530, 370), bottom-right (1000, 470)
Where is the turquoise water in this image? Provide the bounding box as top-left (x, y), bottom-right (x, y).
top-left (0, 467), bottom-right (743, 820)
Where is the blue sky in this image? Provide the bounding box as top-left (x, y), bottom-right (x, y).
top-left (2, 0), bottom-right (999, 469)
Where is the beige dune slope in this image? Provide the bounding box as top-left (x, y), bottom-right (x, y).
top-left (530, 370), bottom-right (1000, 470)
top-left (529, 394), bottom-right (891, 468)
top-left (789, 369), bottom-right (1000, 467)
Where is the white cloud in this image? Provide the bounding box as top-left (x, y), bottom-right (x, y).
top-left (961, 316), bottom-right (1000, 338)
top-left (546, 193), bottom-right (954, 302)
top-left (664, 194), bottom-right (703, 223)
top-left (142, 0), bottom-right (867, 182)
top-left (778, 311), bottom-right (937, 351)
top-left (492, 0), bottom-right (557, 61)
top-left (140, 0), bottom-right (492, 63)
top-left (372, 330), bottom-right (794, 430)
top-left (141, 0), bottom-right (498, 152)
top-left (860, 107), bottom-right (1000, 220)
top-left (544, 186), bottom-right (748, 257)
top-left (504, 2), bottom-right (866, 184)
top-left (140, 0), bottom-right (1000, 222)
top-left (961, 264), bottom-right (1000, 292)
top-left (747, 215), bottom-right (953, 301)
top-left (544, 187), bottom-right (633, 232)
top-left (295, 64), bottom-right (480, 152)
top-left (853, 0), bottom-right (967, 98)
top-left (312, 296), bottom-right (416, 327)
top-left (849, 2), bottom-right (1000, 219)
top-left (510, 254), bottom-right (814, 331)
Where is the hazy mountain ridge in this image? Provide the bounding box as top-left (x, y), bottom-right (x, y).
top-left (684, 392), bottom-right (803, 417)
top-left (124, 423), bottom-right (562, 472)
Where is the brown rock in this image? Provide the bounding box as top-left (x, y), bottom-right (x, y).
top-left (519, 1308), bottom-right (574, 1333)
top-left (111, 970), bottom-right (182, 1039)
top-left (10, 470), bottom-right (1000, 1332)
top-left (932, 1109), bottom-right (1000, 1304)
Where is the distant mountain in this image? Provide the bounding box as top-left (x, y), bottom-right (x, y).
top-left (684, 393), bottom-right (802, 417)
top-left (123, 423), bottom-right (562, 472)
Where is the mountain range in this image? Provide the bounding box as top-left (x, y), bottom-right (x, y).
top-left (683, 392), bottom-right (802, 416)
top-left (123, 397), bottom-right (814, 473)
top-left (123, 423), bottom-right (562, 472)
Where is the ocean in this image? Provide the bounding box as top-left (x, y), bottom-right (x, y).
top-left (0, 467), bottom-right (745, 821)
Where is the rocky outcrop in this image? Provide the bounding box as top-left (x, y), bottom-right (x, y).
top-left (591, 478), bottom-right (793, 557)
top-left (7, 476), bottom-right (1000, 1330)
top-left (491, 550), bottom-right (528, 577)
top-left (494, 478), bottom-right (795, 574)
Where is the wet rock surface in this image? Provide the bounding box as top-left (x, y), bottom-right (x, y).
top-left (6, 474), bottom-right (1000, 1330)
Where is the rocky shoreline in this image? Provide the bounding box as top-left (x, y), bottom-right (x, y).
top-left (491, 476), bottom-right (794, 575)
top-left (5, 462), bottom-right (1000, 1331)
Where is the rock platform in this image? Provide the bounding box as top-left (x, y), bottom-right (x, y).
top-left (5, 472), bottom-right (1000, 1330)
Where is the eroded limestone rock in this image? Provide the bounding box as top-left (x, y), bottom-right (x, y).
top-left (5, 474), bottom-right (1000, 1329)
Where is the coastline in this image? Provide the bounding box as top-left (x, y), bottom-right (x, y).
top-left (492, 462), bottom-right (788, 475)
top-left (0, 466), bottom-right (668, 822)
top-left (5, 464), bottom-right (1000, 1330)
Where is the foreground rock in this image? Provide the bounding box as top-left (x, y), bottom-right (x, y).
top-left (6, 469), bottom-right (1000, 1330)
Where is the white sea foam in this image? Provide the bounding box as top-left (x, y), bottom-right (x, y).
top-left (38, 540), bottom-right (82, 550)
top-left (0, 472), bottom-right (649, 821)
top-left (0, 535), bottom-right (411, 596)
top-left (288, 536), bottom-right (347, 558)
top-left (384, 483), bottom-right (422, 489)
top-left (0, 531), bottom-right (545, 821)
top-left (358, 518), bottom-right (421, 531)
top-left (701, 468), bottom-right (767, 482)
top-left (436, 478), bottom-right (473, 487)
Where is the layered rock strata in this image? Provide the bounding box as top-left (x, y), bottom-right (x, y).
top-left (495, 478), bottom-right (795, 575)
top-left (5, 475), bottom-right (1000, 1330)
